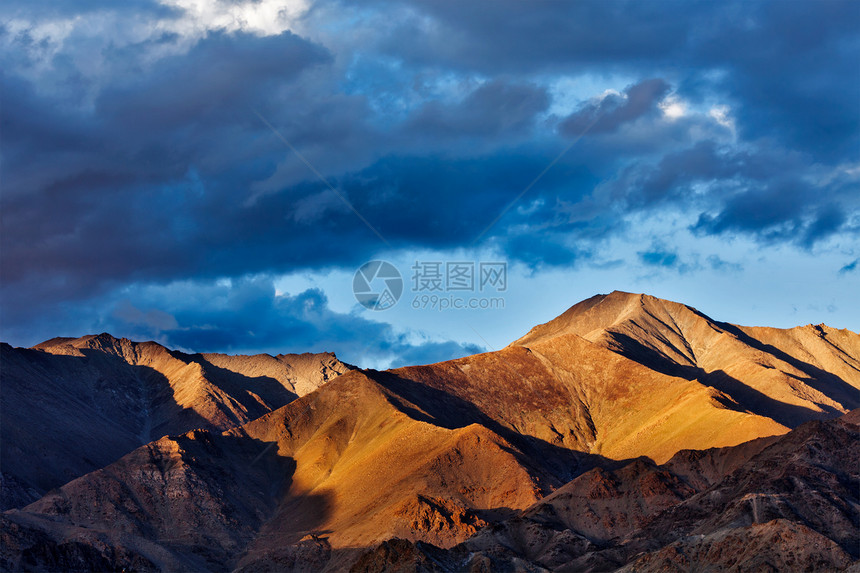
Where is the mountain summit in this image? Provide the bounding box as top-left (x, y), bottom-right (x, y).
top-left (515, 291), bottom-right (859, 427)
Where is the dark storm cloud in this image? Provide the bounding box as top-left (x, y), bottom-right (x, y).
top-left (560, 78), bottom-right (670, 136)
top-left (692, 0), bottom-right (860, 159)
top-left (616, 141), bottom-right (742, 207)
top-left (502, 233), bottom-right (584, 268)
top-left (692, 177), bottom-right (855, 247)
top-left (362, 0), bottom-right (859, 156)
top-left (97, 31), bottom-right (332, 131)
top-left (580, 140), bottom-right (858, 248)
top-left (1, 0), bottom-right (858, 354)
top-left (801, 204), bottom-right (849, 247)
top-left (1, 29), bottom-right (333, 197)
top-left (362, 0), bottom-right (701, 73)
top-left (322, 149), bottom-right (614, 269)
top-left (406, 79), bottom-right (550, 138)
top-left (337, 151), bottom-right (590, 245)
top-left (1, 30), bottom-right (346, 298)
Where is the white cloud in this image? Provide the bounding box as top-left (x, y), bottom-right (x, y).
top-left (708, 104), bottom-right (736, 134)
top-left (157, 0), bottom-right (309, 39)
top-left (659, 94), bottom-right (686, 120)
top-left (1, 0), bottom-right (311, 87)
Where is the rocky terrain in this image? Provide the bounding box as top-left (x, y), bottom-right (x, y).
top-left (0, 334), bottom-right (352, 509)
top-left (0, 292), bottom-right (858, 571)
top-left (350, 409), bottom-right (860, 572)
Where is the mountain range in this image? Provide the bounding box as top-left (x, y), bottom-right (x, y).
top-left (0, 335), bottom-right (352, 510)
top-left (0, 291), bottom-right (857, 571)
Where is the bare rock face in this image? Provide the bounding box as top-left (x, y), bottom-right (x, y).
top-left (1, 293), bottom-right (858, 572)
top-left (0, 335), bottom-right (352, 509)
top-left (620, 519), bottom-right (854, 573)
top-left (520, 460), bottom-right (696, 545)
top-left (347, 539), bottom-right (453, 573)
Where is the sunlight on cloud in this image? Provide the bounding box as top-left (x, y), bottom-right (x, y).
top-left (659, 94), bottom-right (686, 120)
top-left (158, 0), bottom-right (309, 38)
top-left (1, 0), bottom-right (310, 86)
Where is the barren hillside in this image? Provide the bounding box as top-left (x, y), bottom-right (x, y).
top-left (1, 293), bottom-right (858, 571)
top-left (0, 334), bottom-right (352, 509)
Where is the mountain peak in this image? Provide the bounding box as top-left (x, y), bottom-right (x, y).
top-left (80, 332), bottom-right (126, 347)
top-left (34, 332), bottom-right (126, 351)
top-left (514, 291), bottom-right (859, 431)
top-left (512, 290), bottom-right (701, 348)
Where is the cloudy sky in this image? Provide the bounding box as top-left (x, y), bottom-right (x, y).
top-left (2, 0), bottom-right (858, 368)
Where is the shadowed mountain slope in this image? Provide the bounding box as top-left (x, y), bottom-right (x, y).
top-left (0, 334), bottom-right (352, 509)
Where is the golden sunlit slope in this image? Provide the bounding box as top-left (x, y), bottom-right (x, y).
top-left (514, 291), bottom-right (860, 427)
top-left (236, 372), bottom-right (545, 559)
top-left (0, 334), bottom-right (351, 510)
top-left (4, 371), bottom-right (550, 571)
top-left (384, 334), bottom-right (785, 465)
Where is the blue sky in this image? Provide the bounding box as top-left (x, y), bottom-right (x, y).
top-left (1, 0), bottom-right (858, 368)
